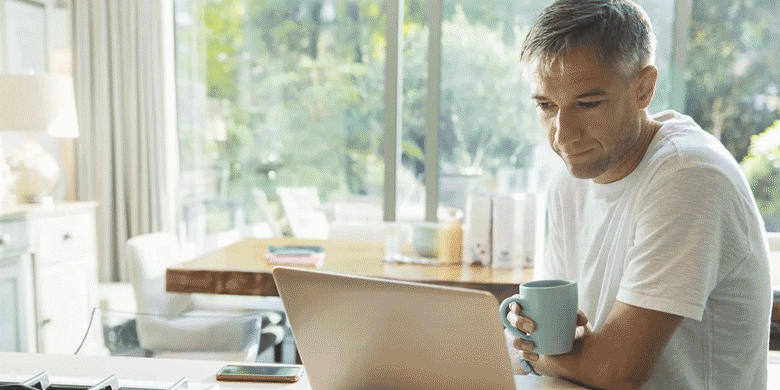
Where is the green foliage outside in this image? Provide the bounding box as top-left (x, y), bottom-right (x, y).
top-left (402, 7), bottom-right (539, 178)
top-left (177, 0), bottom-right (390, 229)
top-left (688, 0), bottom-right (780, 230)
top-left (175, 0), bottom-right (542, 229)
top-left (175, 0), bottom-right (780, 232)
top-left (742, 120), bottom-right (780, 231)
top-left (685, 0), bottom-right (780, 163)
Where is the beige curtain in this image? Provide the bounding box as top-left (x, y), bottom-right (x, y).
top-left (72, 0), bottom-right (179, 282)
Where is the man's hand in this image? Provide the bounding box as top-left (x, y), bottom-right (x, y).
top-left (504, 300), bottom-right (537, 369)
top-left (506, 300), bottom-right (683, 389)
top-left (505, 300), bottom-right (591, 376)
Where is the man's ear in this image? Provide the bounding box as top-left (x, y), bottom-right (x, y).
top-left (636, 65), bottom-right (658, 109)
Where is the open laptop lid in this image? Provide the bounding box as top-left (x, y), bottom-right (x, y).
top-left (272, 266), bottom-right (516, 390)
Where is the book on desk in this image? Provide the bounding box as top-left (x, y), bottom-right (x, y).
top-left (266, 245), bottom-right (325, 267)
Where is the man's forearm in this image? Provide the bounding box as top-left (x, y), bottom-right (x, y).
top-left (529, 302), bottom-right (681, 389)
top-left (537, 331), bottom-right (648, 390)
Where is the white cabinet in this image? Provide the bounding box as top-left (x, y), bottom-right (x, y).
top-left (35, 256), bottom-right (96, 353)
top-left (0, 202), bottom-right (98, 353)
top-left (0, 247), bottom-right (35, 352)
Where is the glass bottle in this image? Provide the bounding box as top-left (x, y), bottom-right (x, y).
top-left (438, 210), bottom-right (463, 264)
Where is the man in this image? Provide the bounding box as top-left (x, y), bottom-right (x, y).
top-left (504, 0), bottom-right (773, 389)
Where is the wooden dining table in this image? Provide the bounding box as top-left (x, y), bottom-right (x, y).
top-left (165, 237), bottom-right (534, 302)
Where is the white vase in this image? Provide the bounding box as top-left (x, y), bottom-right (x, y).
top-left (7, 140), bottom-right (60, 203)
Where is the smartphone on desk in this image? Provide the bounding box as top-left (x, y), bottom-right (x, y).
top-left (216, 364), bottom-right (304, 383)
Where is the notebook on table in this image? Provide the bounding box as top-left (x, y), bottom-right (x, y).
top-left (272, 266), bottom-right (585, 390)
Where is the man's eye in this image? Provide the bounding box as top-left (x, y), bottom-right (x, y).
top-left (537, 102), bottom-right (555, 110)
top-left (579, 101), bottom-right (603, 108)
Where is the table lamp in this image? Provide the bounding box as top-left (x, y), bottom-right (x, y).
top-left (0, 73), bottom-right (79, 204)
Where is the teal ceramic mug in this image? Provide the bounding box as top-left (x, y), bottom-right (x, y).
top-left (499, 279), bottom-right (578, 355)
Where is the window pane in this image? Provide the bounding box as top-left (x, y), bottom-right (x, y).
top-left (683, 0), bottom-right (780, 230)
top-left (435, 0), bottom-right (552, 214)
top-left (401, 0), bottom-right (550, 219)
top-left (174, 0), bottom-right (386, 247)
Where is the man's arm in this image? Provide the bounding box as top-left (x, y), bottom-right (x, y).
top-left (519, 301), bottom-right (682, 390)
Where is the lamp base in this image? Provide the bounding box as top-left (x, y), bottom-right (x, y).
top-left (7, 139), bottom-right (61, 204)
top-left (23, 195), bottom-right (54, 207)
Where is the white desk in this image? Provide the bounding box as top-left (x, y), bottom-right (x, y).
top-left (2, 352), bottom-right (778, 389)
top-left (0, 353), bottom-right (310, 390)
top-left (0, 352), bottom-right (587, 389)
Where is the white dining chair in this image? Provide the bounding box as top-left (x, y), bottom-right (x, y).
top-left (276, 187), bottom-right (330, 239)
top-left (125, 232), bottom-right (287, 361)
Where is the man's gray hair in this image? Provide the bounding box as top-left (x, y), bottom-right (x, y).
top-left (520, 0), bottom-right (656, 77)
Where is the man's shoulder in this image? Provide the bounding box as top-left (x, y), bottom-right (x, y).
top-left (648, 111), bottom-right (738, 173)
top-left (640, 113), bottom-right (756, 206)
top-left (653, 110), bottom-right (715, 151)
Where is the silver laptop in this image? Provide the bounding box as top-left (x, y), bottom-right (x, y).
top-left (272, 266), bottom-right (516, 390)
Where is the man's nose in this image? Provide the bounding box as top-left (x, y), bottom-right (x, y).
top-left (554, 109), bottom-right (581, 146)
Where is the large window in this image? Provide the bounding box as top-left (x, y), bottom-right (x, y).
top-left (174, 0), bottom-right (387, 249)
top-left (173, 0), bottom-right (780, 251)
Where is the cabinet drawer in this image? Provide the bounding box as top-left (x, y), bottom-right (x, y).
top-left (0, 220), bottom-right (30, 254)
top-left (35, 213), bottom-right (96, 266)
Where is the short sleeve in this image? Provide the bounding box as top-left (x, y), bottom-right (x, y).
top-left (617, 165), bottom-right (744, 321)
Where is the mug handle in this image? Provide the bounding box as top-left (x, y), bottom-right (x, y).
top-left (499, 296), bottom-right (532, 341)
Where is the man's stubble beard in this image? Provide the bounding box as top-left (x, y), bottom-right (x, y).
top-left (561, 126), bottom-right (640, 180)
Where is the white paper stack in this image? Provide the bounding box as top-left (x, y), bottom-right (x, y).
top-left (521, 192), bottom-right (547, 269)
top-left (491, 194), bottom-right (525, 269)
top-left (463, 195), bottom-right (492, 266)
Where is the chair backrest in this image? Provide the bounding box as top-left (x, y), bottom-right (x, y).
top-left (125, 232), bottom-right (191, 316)
top-left (331, 195), bottom-right (383, 222)
top-left (252, 189), bottom-right (282, 237)
top-left (276, 187), bottom-right (329, 239)
top-left (124, 233), bottom-right (277, 361)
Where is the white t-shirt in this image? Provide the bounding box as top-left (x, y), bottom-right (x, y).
top-left (537, 110), bottom-right (772, 389)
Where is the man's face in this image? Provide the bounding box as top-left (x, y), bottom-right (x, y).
top-left (530, 47), bottom-right (644, 184)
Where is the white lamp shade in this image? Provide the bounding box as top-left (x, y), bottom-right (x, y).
top-left (0, 73), bottom-right (79, 138)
